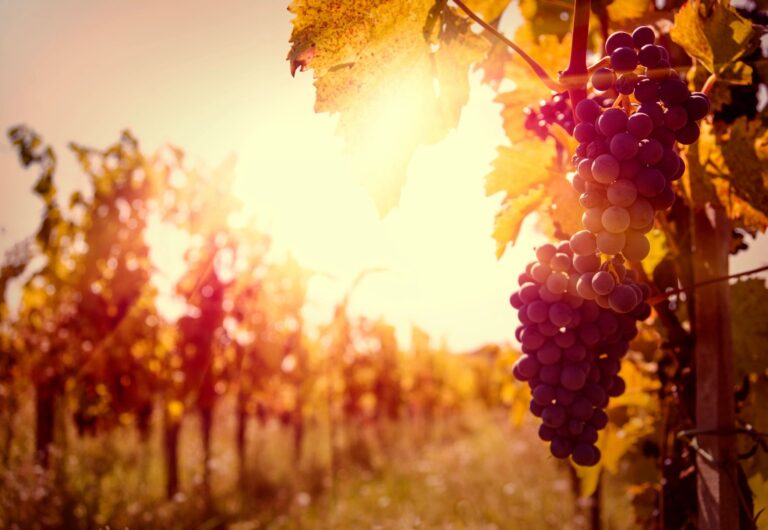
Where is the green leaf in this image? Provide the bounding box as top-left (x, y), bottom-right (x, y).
top-left (731, 279), bottom-right (768, 379)
top-left (670, 2), bottom-right (755, 75)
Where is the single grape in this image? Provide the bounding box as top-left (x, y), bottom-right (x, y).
top-left (608, 376), bottom-right (626, 397)
top-left (533, 383), bottom-right (557, 405)
top-left (659, 77), bottom-right (690, 106)
top-left (609, 132), bottom-right (639, 161)
top-left (626, 112), bottom-right (653, 139)
top-left (615, 73), bottom-right (638, 95)
top-left (605, 31), bottom-right (635, 54)
top-left (609, 284), bottom-right (639, 313)
top-left (554, 329), bottom-right (576, 348)
top-left (607, 179), bottom-right (638, 207)
top-left (596, 231), bottom-right (627, 255)
top-left (675, 121), bottom-right (700, 144)
top-left (573, 254), bottom-right (601, 274)
top-left (686, 93), bottom-right (710, 121)
top-left (526, 300), bottom-right (550, 323)
top-left (602, 206), bottom-right (631, 234)
top-left (592, 67), bottom-right (615, 91)
top-left (539, 285), bottom-right (563, 303)
top-left (550, 437), bottom-right (573, 459)
top-left (591, 270), bottom-right (616, 296)
top-left (572, 443), bottom-right (600, 466)
top-left (664, 105), bottom-right (688, 131)
top-left (548, 303), bottom-right (574, 327)
top-left (576, 272), bottom-right (598, 300)
top-left (622, 231), bottom-right (651, 261)
top-left (574, 122), bottom-right (598, 143)
top-left (647, 59), bottom-right (671, 81)
top-left (530, 400), bottom-right (544, 417)
top-left (611, 47), bottom-right (639, 72)
top-left (539, 424), bottom-right (556, 441)
top-left (546, 272), bottom-right (570, 294)
top-left (521, 327), bottom-right (546, 350)
top-left (540, 365), bottom-right (561, 386)
top-left (632, 26), bottom-right (656, 48)
top-left (597, 108), bottom-right (628, 137)
top-left (560, 365), bottom-right (588, 391)
top-left (582, 207), bottom-right (605, 233)
top-left (536, 244), bottom-right (557, 263)
top-left (576, 98), bottom-right (602, 122)
top-left (519, 283), bottom-right (540, 303)
top-left (636, 167), bottom-right (666, 197)
top-left (634, 78), bottom-right (659, 103)
top-left (638, 43), bottom-right (661, 67)
top-left (655, 149), bottom-right (680, 178)
top-left (638, 102), bottom-right (664, 126)
top-left (542, 404), bottom-right (567, 428)
top-left (637, 138), bottom-right (664, 164)
top-left (648, 186), bottom-right (676, 210)
top-left (531, 263), bottom-right (551, 283)
top-left (569, 397), bottom-right (594, 421)
top-left (570, 230), bottom-right (598, 256)
top-left (579, 190), bottom-right (607, 209)
top-left (591, 154), bottom-right (620, 184)
top-left (510, 292), bottom-right (524, 309)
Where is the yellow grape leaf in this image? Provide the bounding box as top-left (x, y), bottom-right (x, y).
top-left (541, 173), bottom-right (583, 239)
top-left (670, 2), bottom-right (755, 75)
top-left (730, 279), bottom-right (768, 379)
top-left (517, 0), bottom-right (572, 38)
top-left (289, 0), bottom-right (489, 215)
top-left (493, 187), bottom-right (546, 258)
top-left (605, 0), bottom-right (654, 24)
top-left (485, 141), bottom-right (555, 197)
top-left (463, 0), bottom-right (512, 21)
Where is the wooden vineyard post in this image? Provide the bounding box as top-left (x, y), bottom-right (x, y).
top-left (691, 203), bottom-right (739, 529)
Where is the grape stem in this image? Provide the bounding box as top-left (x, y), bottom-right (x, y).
top-left (646, 264), bottom-right (768, 305)
top-left (701, 73), bottom-right (717, 96)
top-left (451, 0), bottom-right (566, 92)
top-left (562, 0), bottom-right (590, 117)
top-left (587, 56), bottom-right (611, 74)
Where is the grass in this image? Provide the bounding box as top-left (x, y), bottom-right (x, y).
top-left (0, 397), bottom-right (639, 529)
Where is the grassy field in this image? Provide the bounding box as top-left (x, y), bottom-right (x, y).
top-left (1, 398), bottom-right (639, 529)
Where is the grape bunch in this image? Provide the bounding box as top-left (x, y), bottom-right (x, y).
top-left (510, 241), bottom-right (650, 466)
top-left (524, 93), bottom-right (575, 140)
top-left (565, 27), bottom-right (709, 311)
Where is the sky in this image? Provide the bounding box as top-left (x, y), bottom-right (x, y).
top-left (1, 0), bottom-right (766, 351)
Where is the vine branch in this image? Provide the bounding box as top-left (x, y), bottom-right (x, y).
top-left (646, 264), bottom-right (768, 305)
top-left (561, 0), bottom-right (591, 114)
top-left (452, 0), bottom-right (566, 92)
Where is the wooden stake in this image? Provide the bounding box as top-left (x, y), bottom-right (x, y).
top-left (692, 203), bottom-right (739, 530)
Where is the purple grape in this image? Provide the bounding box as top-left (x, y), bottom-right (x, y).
top-left (659, 77), bottom-right (689, 106)
top-left (592, 68), bottom-right (615, 91)
top-left (539, 424), bottom-right (556, 441)
top-left (554, 329), bottom-right (576, 348)
top-left (675, 121), bottom-right (700, 144)
top-left (521, 327), bottom-right (546, 350)
top-left (632, 26), bottom-right (656, 48)
top-left (608, 376), bottom-right (626, 397)
top-left (619, 158), bottom-right (642, 180)
top-left (652, 126), bottom-right (676, 148)
top-left (540, 365), bottom-right (561, 386)
top-left (627, 112), bottom-right (654, 139)
top-left (622, 231), bottom-right (651, 261)
top-left (539, 285), bottom-right (562, 303)
top-left (582, 207), bottom-right (605, 233)
top-left (536, 244), bottom-right (557, 263)
top-left (601, 206), bottom-right (631, 233)
top-left (579, 323), bottom-right (602, 346)
top-left (576, 272), bottom-right (598, 300)
top-left (647, 58), bottom-right (671, 81)
top-left (615, 73), bottom-right (638, 95)
top-left (597, 108), bottom-right (628, 137)
top-left (530, 400), bottom-right (544, 417)
top-left (546, 272), bottom-right (569, 294)
top-left (550, 437), bottom-right (573, 459)
top-left (638, 44), bottom-right (661, 67)
top-left (533, 384), bottom-right (557, 405)
top-left (542, 404), bottom-right (567, 428)
top-left (591, 154), bottom-right (620, 184)
top-left (606, 31), bottom-right (635, 54)
top-left (636, 167), bottom-right (666, 197)
top-left (609, 132), bottom-right (639, 161)
top-left (634, 78), bottom-right (659, 103)
top-left (648, 185), bottom-right (676, 210)
top-left (638, 102), bottom-right (664, 126)
top-left (611, 47), bottom-right (639, 72)
top-left (591, 270), bottom-right (616, 296)
top-left (561, 365), bottom-right (588, 391)
top-left (550, 253), bottom-right (571, 272)
top-left (572, 443), bottom-right (600, 466)
top-left (664, 106), bottom-right (688, 131)
top-left (548, 303), bottom-right (574, 327)
top-left (686, 93), bottom-right (710, 121)
top-left (569, 397), bottom-right (594, 421)
top-left (573, 254), bottom-right (600, 274)
top-left (576, 99), bottom-right (602, 123)
top-left (609, 284), bottom-right (639, 313)
top-left (655, 149), bottom-right (680, 178)
top-left (607, 179), bottom-right (638, 207)
top-left (596, 231), bottom-right (626, 255)
top-left (570, 230), bottom-right (598, 255)
top-left (579, 190), bottom-right (607, 209)
top-left (574, 122), bottom-right (598, 143)
top-left (637, 138), bottom-right (664, 165)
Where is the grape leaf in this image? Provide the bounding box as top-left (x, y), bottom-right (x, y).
top-left (685, 119), bottom-right (768, 231)
top-left (492, 187), bottom-right (545, 258)
top-left (731, 279), bottom-right (768, 379)
top-left (670, 2), bottom-right (756, 76)
top-left (288, 0), bottom-right (488, 214)
top-left (463, 0), bottom-right (512, 21)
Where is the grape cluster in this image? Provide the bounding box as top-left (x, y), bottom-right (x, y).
top-left (566, 27), bottom-right (709, 311)
top-left (510, 241), bottom-right (650, 466)
top-left (524, 93), bottom-right (575, 140)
